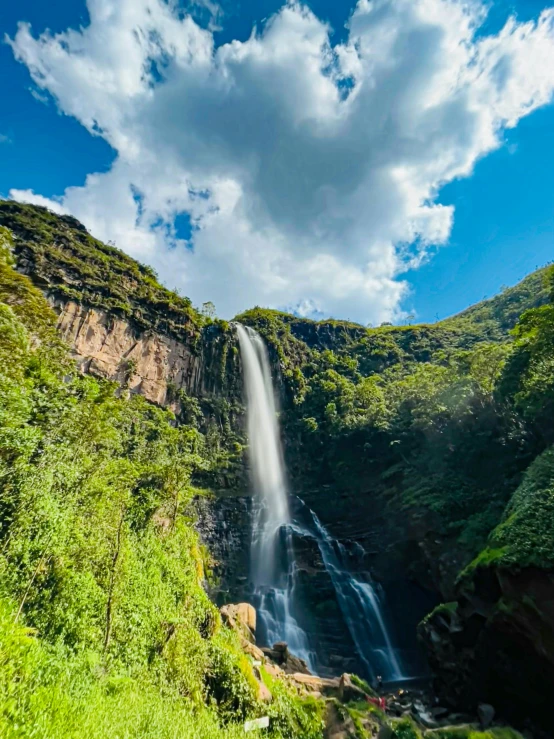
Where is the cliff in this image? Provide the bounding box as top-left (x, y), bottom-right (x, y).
top-left (3, 199), bottom-right (554, 732)
top-left (53, 299), bottom-right (234, 405)
top-left (420, 445), bottom-right (554, 732)
top-left (0, 200), bottom-right (243, 420)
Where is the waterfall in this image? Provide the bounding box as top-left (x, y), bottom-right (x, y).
top-left (306, 507), bottom-right (404, 682)
top-left (236, 325), bottom-right (314, 669)
top-left (236, 324), bottom-right (405, 681)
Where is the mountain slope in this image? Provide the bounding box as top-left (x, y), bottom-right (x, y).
top-left (3, 200), bottom-right (554, 733)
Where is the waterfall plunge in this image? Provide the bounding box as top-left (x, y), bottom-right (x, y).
top-left (237, 324), bottom-right (406, 682)
top-left (236, 325), bottom-right (314, 668)
top-left (236, 325), bottom-right (289, 582)
top-left (307, 507), bottom-right (404, 681)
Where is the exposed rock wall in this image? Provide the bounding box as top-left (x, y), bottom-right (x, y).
top-left (194, 494), bottom-right (253, 606)
top-left (420, 566), bottom-right (554, 733)
top-left (52, 298), bottom-right (241, 407)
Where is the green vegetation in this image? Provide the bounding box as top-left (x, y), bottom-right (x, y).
top-left (464, 447), bottom-right (554, 572)
top-left (1, 201), bottom-right (553, 735)
top-left (392, 717), bottom-right (423, 739)
top-left (3, 200), bottom-right (551, 566)
top-left (350, 673), bottom-right (376, 696)
top-left (421, 602), bottom-right (458, 625)
top-left (428, 729), bottom-right (523, 739)
top-left (0, 200), bottom-right (227, 339)
top-left (236, 319), bottom-right (522, 558)
top-left (0, 226), bottom-right (323, 738)
top-left (443, 265), bottom-right (551, 340)
top-left (235, 261), bottom-right (554, 565)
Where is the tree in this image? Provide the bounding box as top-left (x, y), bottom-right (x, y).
top-left (201, 301), bottom-right (216, 319)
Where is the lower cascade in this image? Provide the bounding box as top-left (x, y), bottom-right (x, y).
top-left (237, 324), bottom-right (406, 682)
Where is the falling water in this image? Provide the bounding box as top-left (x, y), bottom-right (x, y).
top-left (279, 498), bottom-right (406, 682)
top-left (306, 506), bottom-right (404, 682)
top-left (236, 325), bottom-right (314, 669)
top-left (236, 323), bottom-right (406, 680)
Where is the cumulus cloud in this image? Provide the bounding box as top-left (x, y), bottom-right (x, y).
top-left (10, 189), bottom-right (67, 214)
top-left (7, 0), bottom-right (554, 322)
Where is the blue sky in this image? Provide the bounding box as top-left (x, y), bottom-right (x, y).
top-left (1, 0), bottom-right (554, 323)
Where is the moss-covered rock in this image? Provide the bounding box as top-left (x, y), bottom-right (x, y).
top-left (420, 451), bottom-right (554, 732)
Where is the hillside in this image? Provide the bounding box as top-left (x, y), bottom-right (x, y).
top-left (0, 199), bottom-right (549, 358)
top-left (1, 200), bottom-right (554, 735)
top-left (1, 199), bottom-right (552, 593)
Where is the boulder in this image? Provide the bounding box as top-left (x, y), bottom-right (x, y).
top-left (220, 603), bottom-right (256, 643)
top-left (240, 638), bottom-right (265, 662)
top-left (291, 673), bottom-right (341, 696)
top-left (420, 566), bottom-right (554, 735)
top-left (412, 700), bottom-right (439, 729)
top-left (262, 642), bottom-right (311, 675)
top-left (338, 673), bottom-right (368, 703)
top-left (478, 703), bottom-right (495, 729)
top-left (264, 662), bottom-right (285, 679)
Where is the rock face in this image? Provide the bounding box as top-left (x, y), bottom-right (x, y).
top-left (53, 299), bottom-right (240, 408)
top-left (261, 642), bottom-right (312, 675)
top-left (4, 201), bottom-right (438, 684)
top-left (419, 565), bottom-right (554, 733)
top-left (193, 495), bottom-right (253, 605)
top-left (220, 603), bottom-right (257, 643)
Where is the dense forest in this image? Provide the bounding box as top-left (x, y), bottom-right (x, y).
top-left (1, 200), bottom-right (553, 737)
top-left (237, 263), bottom-right (552, 572)
top-left (0, 221), bottom-right (324, 738)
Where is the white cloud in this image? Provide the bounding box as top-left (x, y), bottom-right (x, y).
top-left (10, 189), bottom-right (67, 215)
top-left (7, 0), bottom-right (554, 322)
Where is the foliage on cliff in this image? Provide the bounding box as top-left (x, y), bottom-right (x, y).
top-left (3, 201), bottom-right (552, 576)
top-left (0, 228), bottom-right (323, 737)
top-left (464, 274), bottom-right (554, 572)
top-left (236, 261), bottom-right (553, 574)
top-left (0, 199), bottom-right (232, 341)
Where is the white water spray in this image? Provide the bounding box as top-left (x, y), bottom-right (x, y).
top-left (236, 324), bottom-right (289, 582)
top-left (237, 324), bottom-right (408, 680)
top-left (236, 325), bottom-right (314, 668)
top-left (308, 508), bottom-right (404, 681)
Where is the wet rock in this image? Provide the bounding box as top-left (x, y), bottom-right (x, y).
top-left (478, 703), bottom-right (495, 729)
top-left (194, 496), bottom-right (252, 605)
top-left (389, 700), bottom-right (412, 716)
top-left (412, 700), bottom-right (439, 729)
top-left (420, 566), bottom-right (554, 735)
top-left (261, 642), bottom-right (311, 675)
top-left (446, 713), bottom-right (473, 724)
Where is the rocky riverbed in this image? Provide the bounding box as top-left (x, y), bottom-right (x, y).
top-left (221, 602), bottom-right (525, 739)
